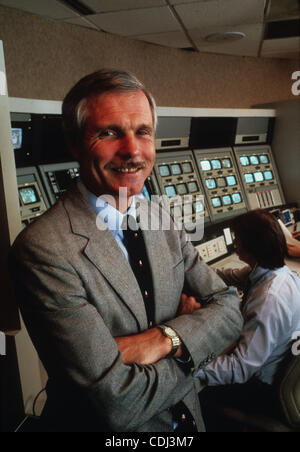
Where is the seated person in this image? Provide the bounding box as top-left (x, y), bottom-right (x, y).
top-left (195, 209), bottom-right (300, 430)
top-left (287, 231), bottom-right (300, 258)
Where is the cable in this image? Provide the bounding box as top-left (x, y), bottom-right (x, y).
top-left (32, 388), bottom-right (46, 418)
top-left (14, 416), bottom-right (30, 433)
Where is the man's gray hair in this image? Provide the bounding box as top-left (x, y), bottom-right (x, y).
top-left (62, 69), bottom-right (157, 148)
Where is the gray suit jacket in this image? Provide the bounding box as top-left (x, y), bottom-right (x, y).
top-left (11, 182), bottom-right (243, 432)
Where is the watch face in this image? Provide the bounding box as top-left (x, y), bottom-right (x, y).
top-left (165, 327), bottom-right (176, 338)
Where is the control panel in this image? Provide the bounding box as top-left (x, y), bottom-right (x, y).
top-left (234, 145), bottom-right (284, 210)
top-left (17, 167), bottom-right (49, 228)
top-left (194, 148), bottom-right (247, 222)
top-left (38, 162), bottom-right (80, 206)
top-left (153, 150), bottom-right (210, 228)
top-left (196, 235), bottom-right (228, 264)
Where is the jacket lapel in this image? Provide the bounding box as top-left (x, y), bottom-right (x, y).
top-left (63, 183), bottom-right (148, 331)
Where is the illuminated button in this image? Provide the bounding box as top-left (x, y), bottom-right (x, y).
top-left (144, 290), bottom-right (149, 298)
top-left (134, 233), bottom-right (138, 238)
top-left (139, 260), bottom-right (143, 268)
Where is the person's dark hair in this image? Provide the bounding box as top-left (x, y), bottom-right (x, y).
top-left (62, 69), bottom-right (157, 148)
top-left (230, 209), bottom-right (288, 270)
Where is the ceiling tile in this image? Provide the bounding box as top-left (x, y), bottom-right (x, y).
top-left (135, 30), bottom-right (192, 48)
top-left (168, 0), bottom-right (214, 4)
top-left (174, 0), bottom-right (266, 30)
top-left (190, 23), bottom-right (264, 57)
top-left (86, 7), bottom-right (181, 36)
top-left (61, 16), bottom-right (100, 30)
top-left (267, 0), bottom-right (300, 22)
top-left (81, 0), bottom-right (167, 13)
top-left (0, 0), bottom-right (79, 19)
top-left (261, 36), bottom-right (300, 59)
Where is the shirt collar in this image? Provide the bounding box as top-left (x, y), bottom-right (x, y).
top-left (248, 265), bottom-right (285, 287)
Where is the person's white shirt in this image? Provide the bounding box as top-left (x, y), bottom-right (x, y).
top-left (195, 265), bottom-right (300, 386)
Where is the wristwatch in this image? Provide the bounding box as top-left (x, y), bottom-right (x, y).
top-left (158, 324), bottom-right (181, 357)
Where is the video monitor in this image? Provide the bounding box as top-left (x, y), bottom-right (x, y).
top-left (171, 164), bottom-right (182, 175)
top-left (211, 197), bottom-right (222, 208)
top-left (19, 185), bottom-right (39, 205)
top-left (205, 178), bottom-right (217, 190)
top-left (187, 181), bottom-right (199, 193)
top-left (226, 175), bottom-right (237, 186)
top-left (193, 201), bottom-right (204, 213)
top-left (232, 193), bottom-right (242, 204)
top-left (11, 128), bottom-right (23, 150)
top-left (159, 165), bottom-right (171, 177)
top-left (250, 155), bottom-right (259, 165)
top-left (222, 158), bottom-right (232, 168)
top-left (211, 159), bottom-right (222, 170)
top-left (182, 162), bottom-right (193, 174)
top-left (177, 183), bottom-right (188, 195)
top-left (264, 170), bottom-right (274, 181)
top-left (217, 177), bottom-right (227, 188)
top-left (222, 195), bottom-right (232, 206)
top-left (240, 156), bottom-right (250, 166)
top-left (244, 173), bottom-right (254, 184)
top-left (165, 185), bottom-right (177, 197)
top-left (254, 172), bottom-right (264, 182)
top-left (200, 160), bottom-right (211, 171)
top-left (260, 155), bottom-right (269, 164)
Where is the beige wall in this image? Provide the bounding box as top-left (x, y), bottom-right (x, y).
top-left (0, 5), bottom-right (298, 108)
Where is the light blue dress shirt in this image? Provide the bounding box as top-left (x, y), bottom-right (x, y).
top-left (196, 265), bottom-right (300, 386)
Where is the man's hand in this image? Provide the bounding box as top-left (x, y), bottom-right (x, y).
top-left (178, 293), bottom-right (202, 315)
top-left (292, 231), bottom-right (300, 241)
top-left (115, 328), bottom-right (173, 365)
top-left (287, 243), bottom-right (300, 258)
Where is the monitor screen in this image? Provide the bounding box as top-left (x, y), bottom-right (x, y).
top-left (226, 175), bottom-right (237, 186)
top-left (211, 159), bottom-right (222, 170)
top-left (165, 185), bottom-right (177, 197)
top-left (200, 160), bottom-right (211, 171)
top-left (177, 183), bottom-right (188, 195)
top-left (222, 158), bottom-right (232, 168)
top-left (187, 181), bottom-right (199, 193)
top-left (171, 164), bottom-right (182, 175)
top-left (193, 201), bottom-right (204, 213)
top-left (159, 165), bottom-right (170, 177)
top-left (11, 128), bottom-right (23, 150)
top-left (260, 155), bottom-right (269, 164)
top-left (205, 178), bottom-right (217, 190)
top-left (212, 197), bottom-right (222, 208)
top-left (250, 155), bottom-right (259, 165)
top-left (245, 173), bottom-right (254, 184)
top-left (217, 177), bottom-right (227, 188)
top-left (264, 170), bottom-right (274, 181)
top-left (19, 185), bottom-right (39, 205)
top-left (254, 171), bottom-right (264, 182)
top-left (232, 193), bottom-right (242, 204)
top-left (182, 162), bottom-right (193, 174)
top-left (240, 156), bottom-right (250, 166)
top-left (222, 195), bottom-right (232, 206)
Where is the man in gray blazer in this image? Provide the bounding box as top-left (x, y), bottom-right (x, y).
top-left (11, 69), bottom-right (243, 432)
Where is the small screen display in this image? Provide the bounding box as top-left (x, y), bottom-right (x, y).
top-left (264, 170), bottom-right (274, 181)
top-left (232, 193), bottom-right (242, 204)
top-left (212, 197), bottom-right (222, 208)
top-left (222, 195), bottom-right (232, 206)
top-left (205, 178), bottom-right (217, 190)
top-left (260, 155), bottom-right (269, 164)
top-left (19, 186), bottom-right (39, 205)
top-left (254, 172), bottom-right (264, 182)
top-left (217, 177), bottom-right (226, 188)
top-left (222, 158), bottom-right (232, 168)
top-left (165, 185), bottom-right (177, 197)
top-left (187, 181), bottom-right (199, 193)
top-left (159, 165), bottom-right (170, 177)
top-left (177, 183), bottom-right (188, 195)
top-left (171, 164), bottom-right (182, 175)
top-left (245, 173), bottom-right (254, 184)
top-left (12, 128), bottom-right (22, 150)
top-left (240, 156), bottom-right (250, 166)
top-left (226, 175), bottom-right (237, 186)
top-left (193, 201), bottom-right (204, 213)
top-left (250, 155), bottom-right (259, 165)
top-left (211, 159), bottom-right (222, 170)
top-left (182, 162), bottom-right (193, 174)
top-left (200, 160), bottom-right (211, 171)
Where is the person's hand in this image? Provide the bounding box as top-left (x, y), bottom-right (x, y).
top-left (292, 231), bottom-right (300, 241)
top-left (287, 243), bottom-right (300, 258)
top-left (115, 328), bottom-right (175, 365)
top-left (178, 293), bottom-right (202, 315)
